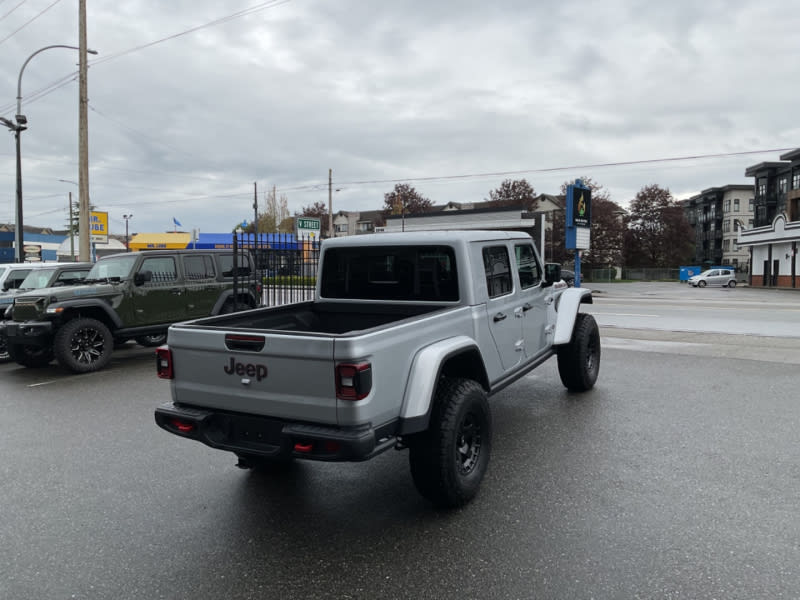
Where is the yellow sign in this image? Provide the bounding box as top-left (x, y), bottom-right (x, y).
top-left (90, 211), bottom-right (109, 243)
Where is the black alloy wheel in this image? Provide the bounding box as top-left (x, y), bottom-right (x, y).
top-left (54, 317), bottom-right (114, 373)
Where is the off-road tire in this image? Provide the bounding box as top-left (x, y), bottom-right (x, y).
top-left (556, 312), bottom-right (600, 392)
top-left (409, 377), bottom-right (491, 508)
top-left (54, 317), bottom-right (114, 373)
top-left (135, 333), bottom-right (167, 347)
top-left (9, 343), bottom-right (53, 368)
top-left (0, 334), bottom-right (10, 363)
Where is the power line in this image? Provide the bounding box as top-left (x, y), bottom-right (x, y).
top-left (0, 72), bottom-right (76, 118)
top-left (4, 146), bottom-right (791, 193)
top-left (327, 148), bottom-right (796, 189)
top-left (91, 0), bottom-right (292, 66)
top-left (3, 147), bottom-right (789, 208)
top-left (0, 0), bottom-right (29, 23)
top-left (0, 0), bottom-right (293, 115)
top-left (0, 0), bottom-right (63, 46)
top-left (269, 148), bottom-right (795, 195)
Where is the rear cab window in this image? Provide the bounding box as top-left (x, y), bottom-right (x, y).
top-left (320, 245), bottom-right (458, 301)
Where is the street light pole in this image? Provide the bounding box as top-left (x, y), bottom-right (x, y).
top-left (123, 214), bottom-right (133, 252)
top-left (0, 116), bottom-right (26, 262)
top-left (2, 44), bottom-right (98, 263)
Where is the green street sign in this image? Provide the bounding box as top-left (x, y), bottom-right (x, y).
top-left (297, 217), bottom-right (321, 230)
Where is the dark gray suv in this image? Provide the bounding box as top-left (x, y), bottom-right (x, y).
top-left (0, 263), bottom-right (93, 362)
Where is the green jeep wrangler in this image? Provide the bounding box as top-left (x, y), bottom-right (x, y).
top-left (0, 249), bottom-right (259, 373)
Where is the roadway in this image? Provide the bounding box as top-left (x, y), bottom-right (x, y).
top-left (1, 283), bottom-right (798, 599)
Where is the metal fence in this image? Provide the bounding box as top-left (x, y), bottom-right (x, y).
top-left (585, 267), bottom-right (681, 282)
top-left (232, 231), bottom-right (320, 307)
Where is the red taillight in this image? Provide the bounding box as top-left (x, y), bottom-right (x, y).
top-left (294, 442), bottom-right (313, 453)
top-left (156, 346), bottom-right (173, 379)
top-left (336, 362), bottom-right (372, 401)
top-left (171, 419), bottom-right (195, 433)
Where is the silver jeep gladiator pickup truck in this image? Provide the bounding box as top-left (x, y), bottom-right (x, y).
top-left (154, 230), bottom-right (600, 508)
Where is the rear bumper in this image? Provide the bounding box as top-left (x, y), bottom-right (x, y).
top-left (1, 320), bottom-right (53, 347)
top-left (154, 402), bottom-right (396, 462)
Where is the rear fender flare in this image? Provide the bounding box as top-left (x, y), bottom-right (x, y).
top-left (212, 291), bottom-right (234, 313)
top-left (211, 288), bottom-right (254, 315)
top-left (399, 336), bottom-right (487, 434)
top-left (553, 288), bottom-right (593, 345)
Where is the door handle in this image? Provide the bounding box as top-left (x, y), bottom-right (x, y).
top-left (493, 312), bottom-right (507, 322)
top-left (522, 303), bottom-right (533, 312)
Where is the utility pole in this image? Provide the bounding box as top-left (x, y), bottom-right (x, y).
top-left (78, 0), bottom-right (91, 261)
top-left (68, 192), bottom-right (75, 260)
top-left (253, 181), bottom-right (258, 239)
top-left (328, 168), bottom-right (333, 238)
top-left (401, 188), bottom-right (406, 232)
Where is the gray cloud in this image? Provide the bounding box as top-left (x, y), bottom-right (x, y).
top-left (0, 0), bottom-right (795, 236)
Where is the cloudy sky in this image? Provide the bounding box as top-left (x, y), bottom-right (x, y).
top-left (1, 0), bottom-right (797, 238)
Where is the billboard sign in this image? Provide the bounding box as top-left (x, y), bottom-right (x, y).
top-left (572, 189), bottom-right (591, 228)
top-left (90, 211), bottom-right (109, 243)
top-left (565, 181), bottom-right (592, 250)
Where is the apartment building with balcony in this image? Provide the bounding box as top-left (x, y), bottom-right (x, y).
top-left (683, 184), bottom-right (754, 273)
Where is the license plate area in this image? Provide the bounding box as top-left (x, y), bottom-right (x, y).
top-left (207, 413), bottom-right (284, 450)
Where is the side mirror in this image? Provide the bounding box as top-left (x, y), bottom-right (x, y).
top-left (2, 282), bottom-right (10, 292)
top-left (134, 270), bottom-right (153, 286)
top-left (544, 263), bottom-right (561, 287)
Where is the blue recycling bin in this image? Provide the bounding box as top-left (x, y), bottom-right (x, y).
top-left (680, 266), bottom-right (702, 282)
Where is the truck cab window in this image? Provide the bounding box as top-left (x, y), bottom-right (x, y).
top-left (482, 246), bottom-right (512, 298)
top-left (515, 244), bottom-right (542, 289)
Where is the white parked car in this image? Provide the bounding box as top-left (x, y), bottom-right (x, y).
top-left (688, 269), bottom-right (736, 288)
top-left (0, 262), bottom-right (51, 292)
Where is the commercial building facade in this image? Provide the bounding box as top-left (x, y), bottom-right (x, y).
top-left (0, 225), bottom-right (66, 263)
top-left (738, 149), bottom-right (800, 288)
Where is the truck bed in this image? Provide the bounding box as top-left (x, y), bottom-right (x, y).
top-left (181, 300), bottom-right (451, 335)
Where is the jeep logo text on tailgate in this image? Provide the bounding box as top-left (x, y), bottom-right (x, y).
top-left (224, 357), bottom-right (268, 381)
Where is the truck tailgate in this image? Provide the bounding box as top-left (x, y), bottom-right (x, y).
top-left (167, 325), bottom-right (337, 424)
